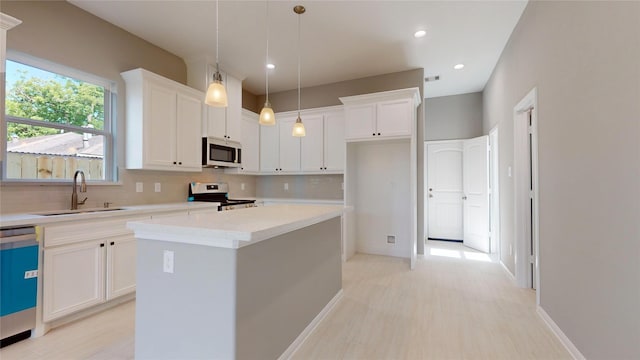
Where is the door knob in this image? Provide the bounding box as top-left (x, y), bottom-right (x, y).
top-left (429, 194), bottom-right (433, 198)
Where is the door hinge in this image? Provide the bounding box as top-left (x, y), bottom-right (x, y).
top-left (529, 190), bottom-right (534, 199)
top-left (529, 255), bottom-right (535, 264)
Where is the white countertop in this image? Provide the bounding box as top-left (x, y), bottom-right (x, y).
top-left (0, 202), bottom-right (219, 228)
top-left (127, 204), bottom-right (345, 249)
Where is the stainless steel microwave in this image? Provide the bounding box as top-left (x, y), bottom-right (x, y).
top-left (202, 137), bottom-right (242, 168)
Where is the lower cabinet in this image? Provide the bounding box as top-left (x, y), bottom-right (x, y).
top-left (42, 218), bottom-right (142, 322)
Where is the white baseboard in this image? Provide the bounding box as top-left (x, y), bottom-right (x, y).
top-left (278, 289), bottom-right (344, 360)
top-left (536, 306), bottom-right (585, 360)
top-left (500, 260), bottom-right (516, 282)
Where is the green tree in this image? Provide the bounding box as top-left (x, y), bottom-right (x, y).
top-left (6, 69), bottom-right (105, 140)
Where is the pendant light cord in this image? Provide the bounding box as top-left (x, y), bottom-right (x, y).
top-left (216, 0), bottom-right (220, 73)
top-left (297, 11), bottom-right (301, 117)
top-left (265, 1), bottom-right (269, 103)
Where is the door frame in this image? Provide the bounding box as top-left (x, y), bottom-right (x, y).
top-left (489, 126), bottom-right (500, 255)
top-left (513, 88), bottom-right (540, 304)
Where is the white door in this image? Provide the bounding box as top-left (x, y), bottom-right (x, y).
top-left (225, 74), bottom-right (242, 141)
top-left (259, 118), bottom-right (280, 172)
top-left (175, 92), bottom-right (203, 171)
top-left (463, 136), bottom-right (490, 253)
top-left (145, 82), bottom-right (176, 168)
top-left (240, 112), bottom-right (260, 173)
top-left (106, 235), bottom-right (137, 300)
top-left (344, 104), bottom-right (375, 140)
top-left (426, 141), bottom-right (464, 240)
top-left (323, 110), bottom-right (345, 172)
top-left (376, 99), bottom-right (412, 138)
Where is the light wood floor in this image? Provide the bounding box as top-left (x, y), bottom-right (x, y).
top-left (1, 241), bottom-right (570, 360)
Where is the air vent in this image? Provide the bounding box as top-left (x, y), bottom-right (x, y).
top-left (425, 75), bottom-right (440, 82)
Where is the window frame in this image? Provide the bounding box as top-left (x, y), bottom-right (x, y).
top-left (2, 50), bottom-right (118, 184)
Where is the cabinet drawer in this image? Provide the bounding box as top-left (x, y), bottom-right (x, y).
top-left (44, 216), bottom-right (149, 248)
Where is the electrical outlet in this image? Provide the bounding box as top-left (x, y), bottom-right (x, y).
top-left (154, 183), bottom-right (161, 192)
top-left (163, 250), bottom-right (174, 273)
top-left (284, 183), bottom-right (289, 191)
top-left (387, 235), bottom-right (396, 244)
top-left (136, 182), bottom-right (143, 192)
top-left (241, 183), bottom-right (245, 191)
top-left (24, 270), bottom-right (38, 279)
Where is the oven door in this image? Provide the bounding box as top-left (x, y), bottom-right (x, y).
top-left (203, 138), bottom-right (241, 168)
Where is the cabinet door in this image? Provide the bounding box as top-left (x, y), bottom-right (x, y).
top-left (43, 241), bottom-right (105, 322)
top-left (279, 117), bottom-right (301, 172)
top-left (225, 74), bottom-right (242, 141)
top-left (106, 235), bottom-right (136, 300)
top-left (300, 114), bottom-right (325, 172)
top-left (176, 92), bottom-right (203, 171)
top-left (260, 119), bottom-right (280, 172)
top-left (145, 81), bottom-right (177, 168)
top-left (240, 113), bottom-right (260, 173)
top-left (375, 99), bottom-right (413, 138)
top-left (324, 111), bottom-right (345, 172)
top-left (206, 72), bottom-right (227, 139)
top-left (344, 104), bottom-right (376, 140)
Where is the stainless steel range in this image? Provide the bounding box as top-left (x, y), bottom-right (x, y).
top-left (188, 182), bottom-right (256, 211)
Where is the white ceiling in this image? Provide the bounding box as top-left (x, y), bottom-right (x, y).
top-left (68, 0), bottom-right (527, 99)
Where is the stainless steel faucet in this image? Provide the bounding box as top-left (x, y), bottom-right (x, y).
top-left (71, 170), bottom-right (88, 210)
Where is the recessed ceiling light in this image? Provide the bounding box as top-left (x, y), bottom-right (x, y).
top-left (454, 64), bottom-right (465, 70)
top-left (414, 30), bottom-right (426, 38)
top-left (266, 63), bottom-right (275, 70)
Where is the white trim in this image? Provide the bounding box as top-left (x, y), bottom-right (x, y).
top-left (500, 260), bottom-right (516, 282)
top-left (537, 306), bottom-right (586, 360)
top-left (489, 126), bottom-right (500, 255)
top-left (0, 13), bottom-right (22, 30)
top-left (278, 289), bottom-right (344, 360)
top-left (513, 88), bottom-right (540, 303)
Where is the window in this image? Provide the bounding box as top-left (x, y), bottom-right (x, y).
top-left (3, 52), bottom-right (117, 182)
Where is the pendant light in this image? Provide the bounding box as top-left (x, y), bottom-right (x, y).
top-left (205, 0), bottom-right (228, 107)
top-left (259, 1), bottom-right (276, 126)
top-left (292, 5), bottom-right (306, 137)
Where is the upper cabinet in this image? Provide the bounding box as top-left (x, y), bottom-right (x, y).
top-left (300, 108), bottom-right (345, 173)
top-left (204, 71), bottom-right (242, 142)
top-left (340, 88), bottom-right (421, 142)
top-left (121, 68), bottom-right (202, 172)
top-left (225, 109), bottom-right (260, 174)
top-left (259, 115), bottom-right (301, 173)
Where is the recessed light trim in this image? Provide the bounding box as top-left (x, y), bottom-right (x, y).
top-left (454, 63), bottom-right (465, 70)
top-left (266, 63), bottom-right (275, 70)
top-left (414, 30), bottom-right (426, 38)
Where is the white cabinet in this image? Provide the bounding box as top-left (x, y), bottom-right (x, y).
top-left (340, 89), bottom-right (420, 141)
top-left (42, 216), bottom-right (145, 322)
top-left (300, 109), bottom-right (345, 173)
top-left (204, 71), bottom-right (242, 142)
top-left (43, 240), bottom-right (105, 322)
top-left (122, 68), bottom-right (203, 172)
top-left (260, 116), bottom-right (301, 173)
top-left (238, 110), bottom-right (260, 173)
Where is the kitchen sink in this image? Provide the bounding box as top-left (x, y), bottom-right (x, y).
top-left (34, 208), bottom-right (126, 216)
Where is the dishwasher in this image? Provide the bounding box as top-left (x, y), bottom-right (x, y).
top-left (0, 226), bottom-right (38, 347)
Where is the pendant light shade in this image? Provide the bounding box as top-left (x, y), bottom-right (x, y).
top-left (259, 1), bottom-right (276, 126)
top-left (205, 0), bottom-right (228, 107)
top-left (292, 115), bottom-right (306, 137)
top-left (259, 101), bottom-right (276, 126)
top-left (292, 5), bottom-right (306, 137)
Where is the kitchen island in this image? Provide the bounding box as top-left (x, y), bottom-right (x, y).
top-left (127, 204), bottom-right (344, 360)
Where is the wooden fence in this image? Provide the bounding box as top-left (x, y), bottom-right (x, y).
top-left (6, 152), bottom-right (104, 180)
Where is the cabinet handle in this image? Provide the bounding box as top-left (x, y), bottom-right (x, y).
top-left (378, 132), bottom-right (381, 136)
top-left (100, 243), bottom-right (105, 247)
top-left (372, 133), bottom-right (376, 136)
top-left (173, 161), bottom-right (177, 165)
top-left (110, 241), bottom-right (115, 246)
top-left (178, 162), bottom-right (182, 165)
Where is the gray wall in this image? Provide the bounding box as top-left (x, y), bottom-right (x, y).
top-left (483, 1), bottom-right (640, 358)
top-left (425, 92), bottom-right (483, 141)
top-left (0, 1), bottom-right (257, 214)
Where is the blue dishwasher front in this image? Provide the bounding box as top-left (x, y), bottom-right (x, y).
top-left (0, 226), bottom-right (38, 346)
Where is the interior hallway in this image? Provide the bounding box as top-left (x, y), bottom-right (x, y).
top-left (0, 241), bottom-right (570, 359)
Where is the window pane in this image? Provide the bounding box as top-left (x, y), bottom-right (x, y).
top-left (6, 123), bottom-right (105, 180)
top-left (5, 60), bottom-right (105, 130)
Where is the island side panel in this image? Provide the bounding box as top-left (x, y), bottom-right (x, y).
top-left (135, 239), bottom-right (238, 360)
top-left (235, 217), bottom-right (342, 360)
